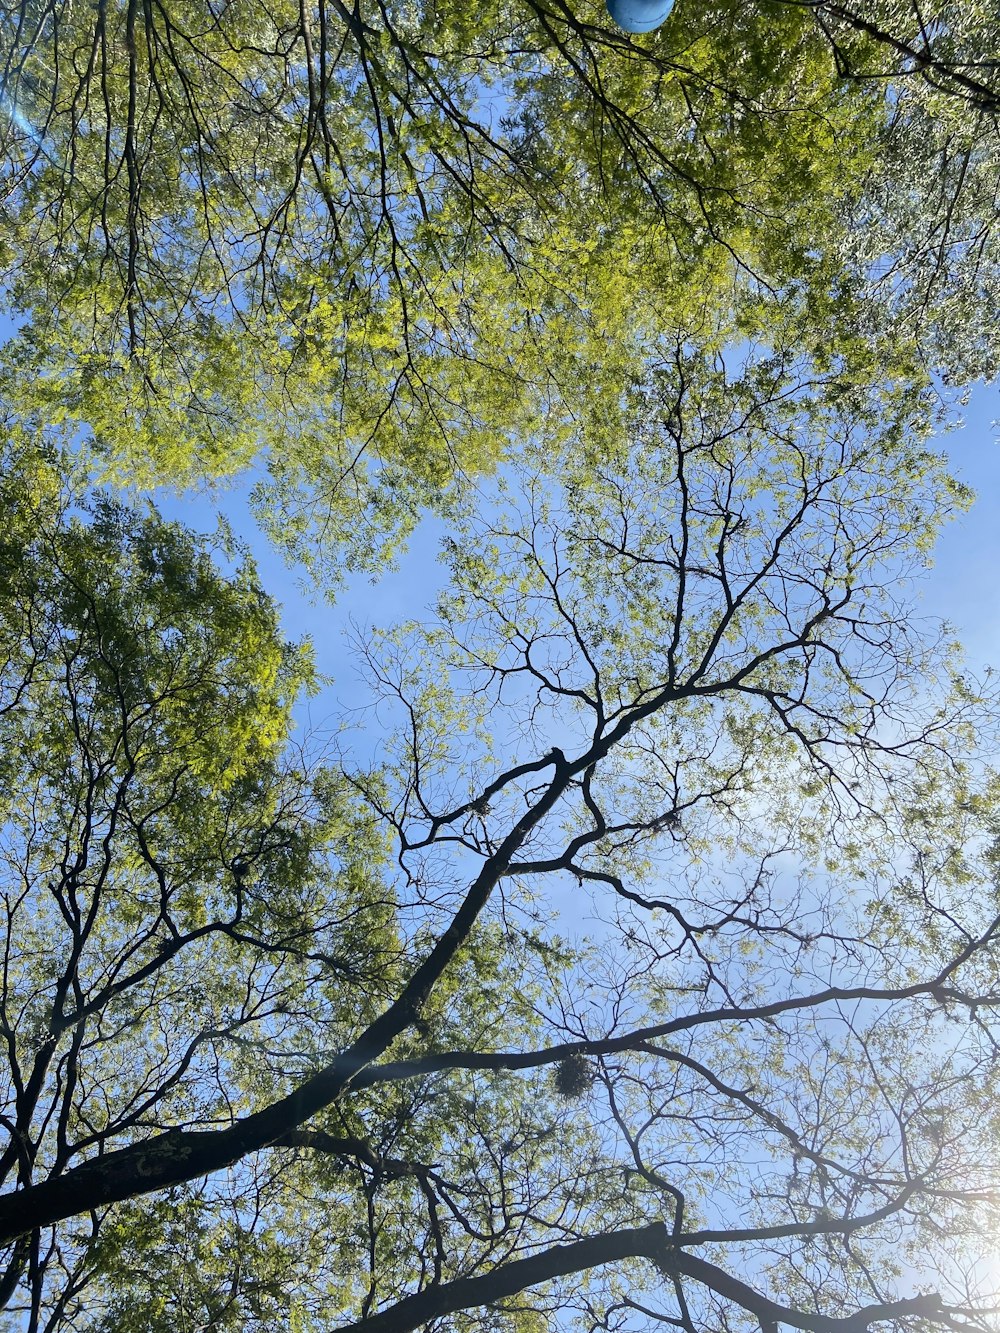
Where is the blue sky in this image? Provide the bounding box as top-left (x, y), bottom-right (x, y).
top-left (918, 383), bottom-right (1000, 674)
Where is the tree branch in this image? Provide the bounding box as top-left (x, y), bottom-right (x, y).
top-left (327, 1221), bottom-right (956, 1333)
top-left (333, 1222), bottom-right (669, 1333)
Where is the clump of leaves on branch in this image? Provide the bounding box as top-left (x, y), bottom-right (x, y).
top-left (2, 340), bottom-right (1000, 1332)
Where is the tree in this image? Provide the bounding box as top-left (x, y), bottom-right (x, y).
top-left (790, 0), bottom-right (1000, 385)
top-left (2, 341), bottom-right (1000, 1331)
top-left (798, 0), bottom-right (1000, 114)
top-left (3, 0), bottom-right (998, 576)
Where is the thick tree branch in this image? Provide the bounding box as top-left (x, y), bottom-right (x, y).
top-left (670, 1251), bottom-right (955, 1333)
top-left (329, 1221), bottom-right (956, 1333)
top-left (333, 1222), bottom-right (670, 1333)
top-left (0, 748), bottom-right (579, 1244)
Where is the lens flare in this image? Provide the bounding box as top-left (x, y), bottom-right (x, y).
top-left (0, 89), bottom-right (44, 146)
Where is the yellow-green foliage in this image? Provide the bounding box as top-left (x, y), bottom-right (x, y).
top-left (0, 0), bottom-right (955, 578)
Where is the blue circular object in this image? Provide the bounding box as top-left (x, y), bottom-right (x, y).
top-left (606, 0), bottom-right (674, 31)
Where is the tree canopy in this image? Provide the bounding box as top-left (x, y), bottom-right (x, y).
top-left (2, 0), bottom-right (1000, 570)
top-left (2, 339), bottom-right (1000, 1329)
top-left (3, 0), bottom-right (1000, 1330)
